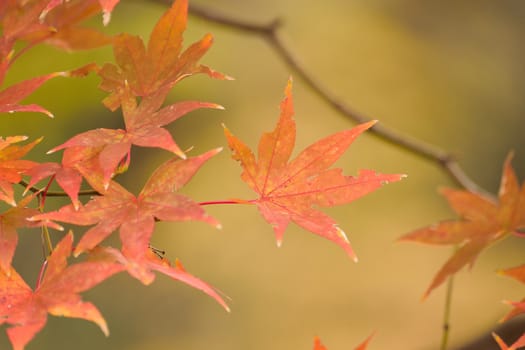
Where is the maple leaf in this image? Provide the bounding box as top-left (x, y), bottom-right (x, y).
top-left (90, 246), bottom-right (229, 311)
top-left (0, 194), bottom-right (41, 273)
top-left (98, 0), bottom-right (229, 111)
top-left (2, 0), bottom-right (111, 52)
top-left (31, 149), bottom-right (222, 259)
top-left (399, 153), bottom-right (525, 298)
top-left (499, 264), bottom-right (525, 322)
top-left (0, 136), bottom-right (40, 206)
top-left (493, 332), bottom-right (525, 350)
top-left (48, 89), bottom-right (223, 187)
top-left (224, 79), bottom-right (405, 261)
top-left (0, 232), bottom-right (123, 350)
top-left (313, 335), bottom-right (373, 350)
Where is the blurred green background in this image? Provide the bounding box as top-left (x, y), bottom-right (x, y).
top-left (2, 0), bottom-right (525, 349)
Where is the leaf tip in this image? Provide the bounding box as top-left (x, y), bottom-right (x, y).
top-left (363, 119), bottom-right (378, 130)
top-left (284, 77), bottom-right (293, 96)
top-left (336, 226), bottom-right (349, 243)
top-left (103, 11), bottom-right (112, 26)
top-left (420, 290), bottom-right (430, 302)
top-left (176, 150), bottom-right (187, 160)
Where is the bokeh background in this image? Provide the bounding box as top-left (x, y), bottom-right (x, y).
top-left (2, 0), bottom-right (525, 349)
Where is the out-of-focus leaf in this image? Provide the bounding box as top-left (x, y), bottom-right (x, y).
top-left (400, 153), bottom-right (525, 298)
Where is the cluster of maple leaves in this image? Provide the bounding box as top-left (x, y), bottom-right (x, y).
top-left (0, 0), bottom-right (523, 349)
top-left (0, 0), bottom-right (401, 348)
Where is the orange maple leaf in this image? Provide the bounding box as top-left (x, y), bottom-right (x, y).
top-left (0, 232), bottom-right (123, 350)
top-left (400, 153), bottom-right (525, 298)
top-left (31, 149), bottom-right (221, 258)
top-left (224, 79), bottom-right (405, 261)
top-left (48, 88), bottom-right (223, 186)
top-left (98, 0), bottom-right (229, 111)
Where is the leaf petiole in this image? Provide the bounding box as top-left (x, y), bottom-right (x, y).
top-left (35, 259), bottom-right (48, 290)
top-left (198, 199), bottom-right (255, 206)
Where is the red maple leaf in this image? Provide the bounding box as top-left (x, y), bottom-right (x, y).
top-left (399, 153), bottom-right (525, 298)
top-left (31, 149), bottom-right (221, 259)
top-left (0, 136), bottom-right (40, 206)
top-left (224, 79), bottom-right (405, 261)
top-left (98, 0), bottom-right (229, 111)
top-left (48, 89), bottom-right (223, 187)
top-left (0, 232), bottom-right (123, 350)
